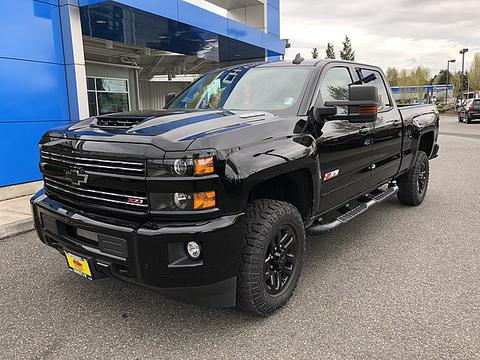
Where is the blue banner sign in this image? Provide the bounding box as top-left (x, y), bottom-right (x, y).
top-left (391, 85), bottom-right (454, 93)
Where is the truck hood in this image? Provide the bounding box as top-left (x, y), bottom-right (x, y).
top-left (44, 109), bottom-right (302, 152)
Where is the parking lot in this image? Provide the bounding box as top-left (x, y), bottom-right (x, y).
top-left (1, 115), bottom-right (479, 359)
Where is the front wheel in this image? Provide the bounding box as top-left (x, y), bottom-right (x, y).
top-left (397, 151), bottom-right (430, 206)
top-left (466, 114), bottom-right (472, 124)
top-left (458, 114), bottom-right (463, 122)
top-left (237, 199), bottom-right (305, 316)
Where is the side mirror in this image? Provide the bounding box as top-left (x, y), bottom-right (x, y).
top-left (314, 85), bottom-right (379, 123)
top-left (165, 92), bottom-right (176, 107)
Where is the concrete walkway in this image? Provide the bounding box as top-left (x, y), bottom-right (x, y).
top-left (0, 195), bottom-right (34, 239)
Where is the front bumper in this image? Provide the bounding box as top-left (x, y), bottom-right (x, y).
top-left (31, 190), bottom-right (244, 308)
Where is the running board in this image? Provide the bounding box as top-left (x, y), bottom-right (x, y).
top-left (307, 185), bottom-right (399, 234)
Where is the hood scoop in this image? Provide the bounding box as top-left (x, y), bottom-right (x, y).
top-left (92, 115), bottom-right (152, 128)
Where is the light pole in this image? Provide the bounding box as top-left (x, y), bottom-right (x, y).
top-left (459, 48), bottom-right (469, 98)
top-left (446, 59), bottom-right (455, 104)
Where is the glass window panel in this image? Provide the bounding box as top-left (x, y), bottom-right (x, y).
top-left (170, 67), bottom-right (311, 112)
top-left (97, 93), bottom-right (129, 115)
top-left (320, 67), bottom-right (352, 115)
top-left (86, 77), bottom-right (95, 91)
top-left (88, 91), bottom-right (97, 116)
top-left (96, 78), bottom-right (128, 92)
top-left (360, 69), bottom-right (391, 111)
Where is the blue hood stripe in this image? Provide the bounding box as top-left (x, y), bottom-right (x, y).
top-left (133, 112), bottom-right (227, 135)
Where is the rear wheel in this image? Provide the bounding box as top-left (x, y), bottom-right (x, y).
top-left (397, 151), bottom-right (429, 206)
top-left (237, 199), bottom-right (305, 316)
top-left (458, 113), bottom-right (463, 122)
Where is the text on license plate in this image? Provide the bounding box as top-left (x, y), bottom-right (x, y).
top-left (65, 252), bottom-right (92, 280)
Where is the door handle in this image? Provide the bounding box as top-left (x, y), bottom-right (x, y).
top-left (393, 119), bottom-right (402, 126)
top-left (359, 127), bottom-right (370, 134)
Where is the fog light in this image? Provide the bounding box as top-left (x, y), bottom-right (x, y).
top-left (174, 193), bottom-right (191, 209)
top-left (186, 241), bottom-right (201, 259)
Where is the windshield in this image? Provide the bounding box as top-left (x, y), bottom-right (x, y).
top-left (168, 66), bottom-right (311, 113)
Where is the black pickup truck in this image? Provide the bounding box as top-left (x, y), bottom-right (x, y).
top-left (31, 59), bottom-right (439, 316)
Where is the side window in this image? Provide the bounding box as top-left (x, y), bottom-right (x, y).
top-left (320, 67), bottom-right (352, 115)
top-left (360, 69), bottom-right (391, 111)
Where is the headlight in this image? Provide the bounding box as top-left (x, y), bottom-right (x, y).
top-left (147, 156), bottom-right (215, 177)
top-left (151, 191), bottom-right (216, 211)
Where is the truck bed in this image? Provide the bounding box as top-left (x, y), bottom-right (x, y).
top-left (398, 104), bottom-right (437, 122)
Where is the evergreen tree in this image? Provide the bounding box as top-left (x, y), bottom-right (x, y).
top-left (311, 47), bottom-right (319, 59)
top-left (340, 36), bottom-right (355, 61)
top-left (325, 43), bottom-right (335, 59)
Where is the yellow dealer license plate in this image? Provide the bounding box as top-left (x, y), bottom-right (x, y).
top-left (65, 252), bottom-right (93, 280)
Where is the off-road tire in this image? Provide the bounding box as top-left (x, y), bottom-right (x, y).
top-left (236, 199), bottom-right (305, 316)
top-left (397, 151), bottom-right (429, 206)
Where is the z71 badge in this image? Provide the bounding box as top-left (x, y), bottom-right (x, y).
top-left (323, 169), bottom-right (340, 181)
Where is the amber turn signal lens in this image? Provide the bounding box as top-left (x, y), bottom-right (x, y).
top-left (194, 157), bottom-right (214, 175)
top-left (193, 191), bottom-right (216, 209)
top-left (359, 105), bottom-right (378, 113)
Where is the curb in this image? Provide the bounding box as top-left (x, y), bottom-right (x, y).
top-left (0, 218), bottom-right (35, 240)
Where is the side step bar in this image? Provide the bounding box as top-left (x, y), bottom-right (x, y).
top-left (307, 185), bottom-right (399, 234)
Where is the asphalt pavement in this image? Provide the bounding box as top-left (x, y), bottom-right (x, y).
top-left (1, 115), bottom-right (479, 360)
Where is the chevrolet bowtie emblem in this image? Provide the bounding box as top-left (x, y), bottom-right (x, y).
top-left (66, 168), bottom-right (89, 186)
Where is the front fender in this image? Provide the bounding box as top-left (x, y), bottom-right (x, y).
top-left (219, 134), bottom-right (319, 212)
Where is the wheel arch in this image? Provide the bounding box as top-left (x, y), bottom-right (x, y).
top-left (418, 131), bottom-right (435, 158)
top-left (247, 167), bottom-right (316, 222)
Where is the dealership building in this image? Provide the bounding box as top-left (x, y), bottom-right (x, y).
top-left (0, 0), bottom-right (284, 189)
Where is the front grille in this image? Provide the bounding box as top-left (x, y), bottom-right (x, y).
top-left (95, 116), bottom-right (146, 128)
top-left (44, 176), bottom-right (148, 212)
top-left (41, 149), bottom-right (148, 213)
top-left (41, 151), bottom-right (145, 177)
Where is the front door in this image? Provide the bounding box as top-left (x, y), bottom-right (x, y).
top-left (358, 68), bottom-right (403, 186)
top-left (315, 65), bottom-right (374, 213)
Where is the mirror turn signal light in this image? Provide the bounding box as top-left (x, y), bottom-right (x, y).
top-left (193, 191), bottom-right (216, 209)
top-left (194, 157), bottom-right (214, 175)
top-left (358, 105), bottom-right (378, 113)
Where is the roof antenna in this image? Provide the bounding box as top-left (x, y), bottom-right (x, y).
top-left (292, 53), bottom-right (304, 65)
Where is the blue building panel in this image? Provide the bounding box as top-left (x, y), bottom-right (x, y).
top-left (178, 1), bottom-right (228, 37)
top-left (267, 4), bottom-right (280, 36)
top-left (263, 32), bottom-right (284, 55)
top-left (0, 121), bottom-right (68, 186)
top-left (268, 0), bottom-right (280, 9)
top-left (79, 0), bottom-right (284, 55)
top-left (80, 0), bottom-right (178, 20)
top-left (38, 0), bottom-right (59, 5)
top-left (227, 20), bottom-right (263, 48)
top-left (0, 0), bottom-right (64, 64)
top-left (0, 58), bottom-right (70, 123)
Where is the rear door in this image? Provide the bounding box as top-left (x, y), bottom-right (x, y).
top-left (315, 64), bottom-right (374, 212)
top-left (358, 67), bottom-right (403, 187)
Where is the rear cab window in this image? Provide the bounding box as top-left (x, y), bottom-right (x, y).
top-left (359, 69), bottom-right (392, 111)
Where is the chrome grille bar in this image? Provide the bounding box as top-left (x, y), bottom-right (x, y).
top-left (41, 151), bottom-right (145, 175)
top-left (44, 176), bottom-right (147, 202)
top-left (42, 151), bottom-right (144, 166)
top-left (44, 180), bottom-right (148, 208)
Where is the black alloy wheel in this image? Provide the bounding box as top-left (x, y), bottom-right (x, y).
top-left (397, 150), bottom-right (429, 206)
top-left (417, 161), bottom-right (428, 196)
top-left (264, 225), bottom-right (298, 296)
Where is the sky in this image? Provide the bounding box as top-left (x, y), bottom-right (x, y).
top-left (281, 0), bottom-right (480, 74)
